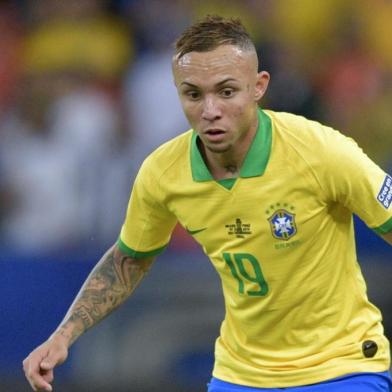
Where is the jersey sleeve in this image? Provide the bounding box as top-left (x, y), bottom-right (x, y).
top-left (118, 158), bottom-right (178, 258)
top-left (320, 129), bottom-right (392, 234)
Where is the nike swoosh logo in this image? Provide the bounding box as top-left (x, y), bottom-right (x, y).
top-left (186, 227), bottom-right (207, 235)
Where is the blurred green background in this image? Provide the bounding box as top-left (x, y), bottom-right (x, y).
top-left (0, 1), bottom-right (391, 391)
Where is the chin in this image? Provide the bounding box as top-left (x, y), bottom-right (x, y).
top-left (205, 143), bottom-right (232, 154)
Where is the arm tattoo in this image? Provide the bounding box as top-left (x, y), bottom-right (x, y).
top-left (55, 246), bottom-right (153, 345)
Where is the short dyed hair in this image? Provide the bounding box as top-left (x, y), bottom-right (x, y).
top-left (174, 15), bottom-right (255, 59)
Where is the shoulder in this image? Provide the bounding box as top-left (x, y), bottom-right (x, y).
top-left (264, 110), bottom-right (356, 159)
top-left (138, 129), bottom-right (193, 181)
top-left (263, 110), bottom-right (371, 195)
top-left (265, 110), bottom-right (339, 144)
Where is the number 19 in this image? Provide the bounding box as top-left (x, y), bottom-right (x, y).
top-left (223, 252), bottom-right (269, 296)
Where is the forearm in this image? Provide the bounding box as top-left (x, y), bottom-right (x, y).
top-left (51, 244), bottom-right (154, 347)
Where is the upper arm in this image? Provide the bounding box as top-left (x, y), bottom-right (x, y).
top-left (119, 160), bottom-right (177, 258)
top-left (113, 242), bottom-right (156, 271)
top-left (110, 243), bottom-right (156, 292)
top-left (320, 132), bottom-right (391, 232)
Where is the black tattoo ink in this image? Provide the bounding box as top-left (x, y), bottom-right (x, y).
top-left (57, 247), bottom-right (152, 342)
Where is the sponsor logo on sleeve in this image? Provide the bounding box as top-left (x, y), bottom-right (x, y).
top-left (377, 175), bottom-right (392, 209)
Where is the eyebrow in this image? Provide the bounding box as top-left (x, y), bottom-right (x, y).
top-left (180, 78), bottom-right (238, 88)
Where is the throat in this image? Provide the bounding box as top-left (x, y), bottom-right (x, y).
top-left (211, 162), bottom-right (240, 180)
top-left (197, 137), bottom-right (241, 179)
top-left (209, 155), bottom-right (241, 180)
top-left (224, 164), bottom-right (239, 175)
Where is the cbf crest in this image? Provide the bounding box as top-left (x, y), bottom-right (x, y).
top-left (268, 209), bottom-right (297, 240)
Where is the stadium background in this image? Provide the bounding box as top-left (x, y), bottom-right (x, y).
top-left (0, 0), bottom-right (391, 390)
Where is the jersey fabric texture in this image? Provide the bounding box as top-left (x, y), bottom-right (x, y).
top-left (208, 372), bottom-right (392, 391)
top-left (118, 109), bottom-right (392, 388)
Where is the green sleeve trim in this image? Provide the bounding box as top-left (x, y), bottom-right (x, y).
top-left (117, 238), bottom-right (168, 258)
top-left (373, 216), bottom-right (392, 235)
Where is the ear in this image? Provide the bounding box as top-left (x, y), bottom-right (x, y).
top-left (254, 71), bottom-right (270, 102)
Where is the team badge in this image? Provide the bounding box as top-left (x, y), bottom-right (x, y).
top-left (268, 209), bottom-right (297, 240)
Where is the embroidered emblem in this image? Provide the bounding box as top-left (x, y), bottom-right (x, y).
top-left (268, 209), bottom-right (297, 240)
top-left (225, 218), bottom-right (252, 238)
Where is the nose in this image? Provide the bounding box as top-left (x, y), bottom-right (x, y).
top-left (201, 95), bottom-right (222, 121)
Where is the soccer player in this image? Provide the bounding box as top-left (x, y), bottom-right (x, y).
top-left (23, 15), bottom-right (392, 392)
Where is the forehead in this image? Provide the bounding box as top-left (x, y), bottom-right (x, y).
top-left (173, 45), bottom-right (257, 85)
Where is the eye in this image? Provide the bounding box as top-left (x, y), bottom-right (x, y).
top-left (220, 88), bottom-right (235, 98)
top-left (185, 90), bottom-right (201, 100)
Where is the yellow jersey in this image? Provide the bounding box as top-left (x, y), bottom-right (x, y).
top-left (119, 109), bottom-right (392, 388)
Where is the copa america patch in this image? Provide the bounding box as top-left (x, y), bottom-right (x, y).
top-left (377, 174), bottom-right (392, 209)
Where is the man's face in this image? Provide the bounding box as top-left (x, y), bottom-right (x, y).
top-left (173, 45), bottom-right (269, 154)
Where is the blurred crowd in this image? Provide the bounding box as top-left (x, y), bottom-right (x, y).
top-left (0, 0), bottom-right (391, 256)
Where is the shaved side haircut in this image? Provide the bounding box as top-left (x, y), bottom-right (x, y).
top-left (174, 15), bottom-right (256, 59)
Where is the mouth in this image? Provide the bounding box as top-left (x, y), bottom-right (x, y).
top-left (203, 129), bottom-right (226, 143)
top-left (205, 128), bottom-right (225, 134)
top-left (204, 129), bottom-right (226, 136)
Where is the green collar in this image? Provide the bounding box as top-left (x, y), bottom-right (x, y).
top-left (190, 108), bottom-right (272, 182)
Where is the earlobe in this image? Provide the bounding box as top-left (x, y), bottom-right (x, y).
top-left (254, 86), bottom-right (264, 101)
